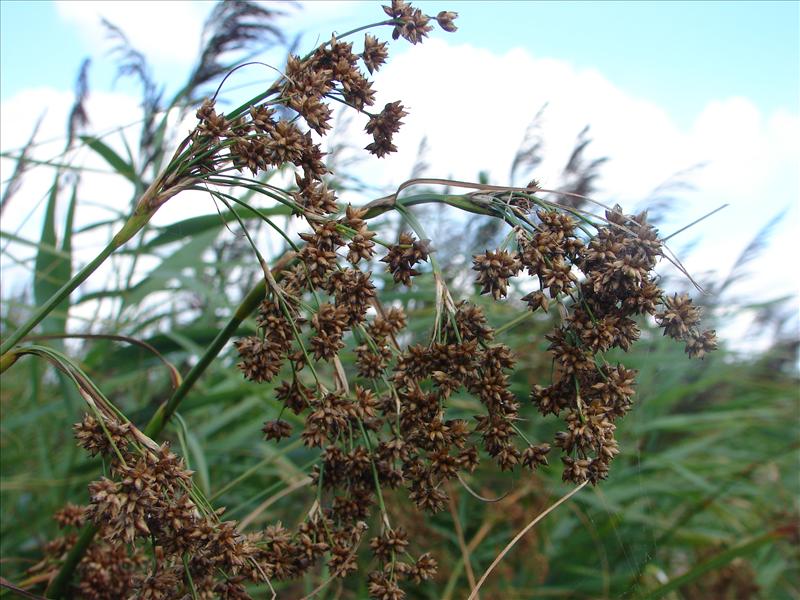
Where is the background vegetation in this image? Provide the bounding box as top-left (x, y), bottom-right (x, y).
top-left (1, 2), bottom-right (797, 598)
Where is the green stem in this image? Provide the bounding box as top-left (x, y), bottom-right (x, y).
top-left (494, 310), bottom-right (534, 335)
top-left (357, 420), bottom-right (388, 522)
top-left (143, 279), bottom-right (266, 439)
top-left (0, 348), bottom-right (19, 374)
top-left (2, 242), bottom-right (113, 355)
top-left (363, 193), bottom-right (495, 220)
top-left (1, 210), bottom-right (153, 357)
top-left (45, 524), bottom-right (98, 597)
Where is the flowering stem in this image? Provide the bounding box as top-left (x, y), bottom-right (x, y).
top-left (143, 279), bottom-right (267, 438)
top-left (362, 192), bottom-right (496, 220)
top-left (332, 19), bottom-right (397, 43)
top-left (357, 419), bottom-right (389, 527)
top-left (510, 423), bottom-right (534, 446)
top-left (42, 186), bottom-right (523, 595)
top-left (494, 310), bottom-right (534, 335)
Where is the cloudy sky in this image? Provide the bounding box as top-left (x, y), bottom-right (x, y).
top-left (1, 1), bottom-right (798, 344)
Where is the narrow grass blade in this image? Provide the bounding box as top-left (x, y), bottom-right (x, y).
top-left (640, 532), bottom-right (779, 599)
top-left (79, 135), bottom-right (137, 183)
top-left (33, 177), bottom-right (73, 335)
top-left (139, 206), bottom-right (290, 251)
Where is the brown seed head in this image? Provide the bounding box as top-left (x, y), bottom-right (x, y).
top-left (436, 10), bottom-right (458, 32)
top-left (362, 33), bottom-right (389, 74)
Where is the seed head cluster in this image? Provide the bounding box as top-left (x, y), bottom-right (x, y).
top-left (176, 0), bottom-right (458, 201)
top-left (36, 414), bottom-right (272, 598)
top-left (515, 206), bottom-right (717, 483)
top-left (229, 199), bottom-right (714, 595)
top-left (35, 3), bottom-right (718, 598)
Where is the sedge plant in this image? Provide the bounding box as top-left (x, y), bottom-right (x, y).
top-left (4, 3), bottom-right (772, 599)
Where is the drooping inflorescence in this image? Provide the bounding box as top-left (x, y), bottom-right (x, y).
top-left (37, 2), bottom-right (720, 598)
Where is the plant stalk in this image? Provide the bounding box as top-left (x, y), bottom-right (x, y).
top-left (0, 349), bottom-right (19, 374)
top-left (0, 209), bottom-right (154, 358)
top-left (44, 524), bottom-right (98, 598)
top-left (142, 279), bottom-right (266, 438)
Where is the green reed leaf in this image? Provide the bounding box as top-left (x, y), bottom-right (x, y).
top-left (33, 177), bottom-right (74, 336)
top-left (80, 135), bottom-right (137, 183)
top-left (640, 532), bottom-right (778, 599)
top-left (138, 205), bottom-right (291, 251)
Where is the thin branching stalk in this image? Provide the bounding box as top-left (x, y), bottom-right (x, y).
top-left (467, 481), bottom-right (589, 600)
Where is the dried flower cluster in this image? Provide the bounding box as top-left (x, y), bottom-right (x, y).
top-left (231, 184), bottom-right (717, 593)
top-left (517, 207), bottom-right (717, 483)
top-left (238, 196), bottom-right (714, 594)
top-left (32, 3), bottom-right (718, 598)
top-left (176, 0), bottom-right (456, 203)
top-left (33, 414), bottom-right (257, 598)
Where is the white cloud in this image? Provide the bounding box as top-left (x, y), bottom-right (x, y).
top-left (359, 39), bottom-right (799, 304)
top-left (2, 36), bottom-right (797, 346)
top-left (54, 1), bottom-right (210, 67)
top-left (1, 86), bottom-right (142, 300)
top-left (1, 85), bottom-right (142, 216)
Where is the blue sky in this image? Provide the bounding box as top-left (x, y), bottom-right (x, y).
top-left (2, 1), bottom-right (798, 130)
top-left (456, 1), bottom-right (799, 128)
